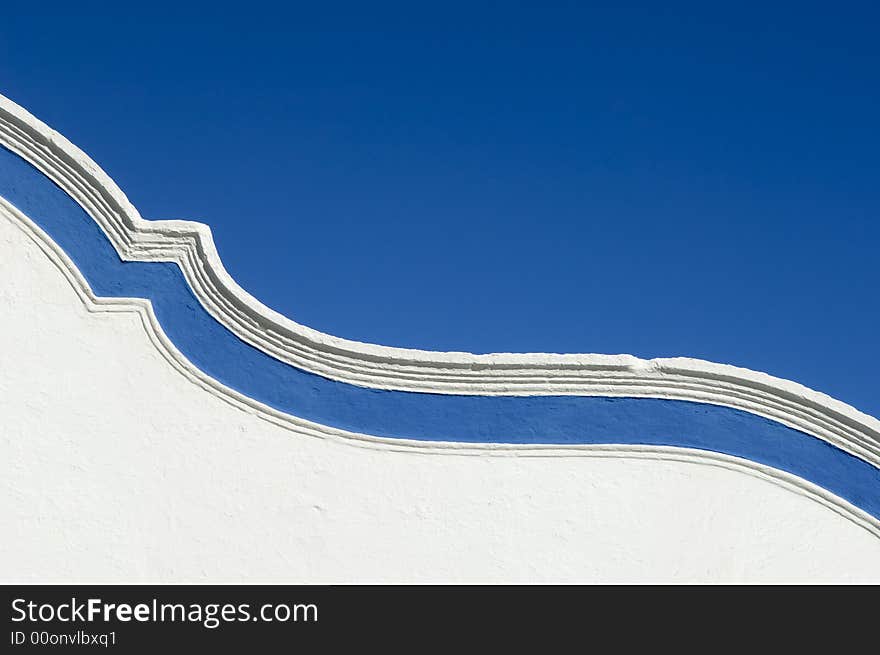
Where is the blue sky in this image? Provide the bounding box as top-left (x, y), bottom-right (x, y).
top-left (2, 2), bottom-right (878, 417)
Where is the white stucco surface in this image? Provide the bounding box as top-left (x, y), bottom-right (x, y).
top-left (2, 212), bottom-right (880, 583)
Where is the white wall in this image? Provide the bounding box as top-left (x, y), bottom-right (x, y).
top-left (3, 211), bottom-right (880, 583)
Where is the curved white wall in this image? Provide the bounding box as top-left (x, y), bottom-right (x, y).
top-left (4, 211), bottom-right (880, 583)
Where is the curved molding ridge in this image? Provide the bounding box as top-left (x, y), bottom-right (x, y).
top-left (2, 92), bottom-right (880, 530)
top-left (4, 196), bottom-right (880, 541)
top-left (0, 95), bottom-right (877, 437)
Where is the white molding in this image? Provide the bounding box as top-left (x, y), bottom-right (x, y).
top-left (0, 91), bottom-right (878, 474)
top-left (4, 198), bottom-right (880, 541)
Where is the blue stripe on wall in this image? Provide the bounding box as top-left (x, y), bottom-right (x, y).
top-left (3, 144), bottom-right (879, 519)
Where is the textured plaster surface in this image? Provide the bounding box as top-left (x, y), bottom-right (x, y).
top-left (2, 141), bottom-right (880, 523)
top-left (3, 214), bottom-right (880, 583)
